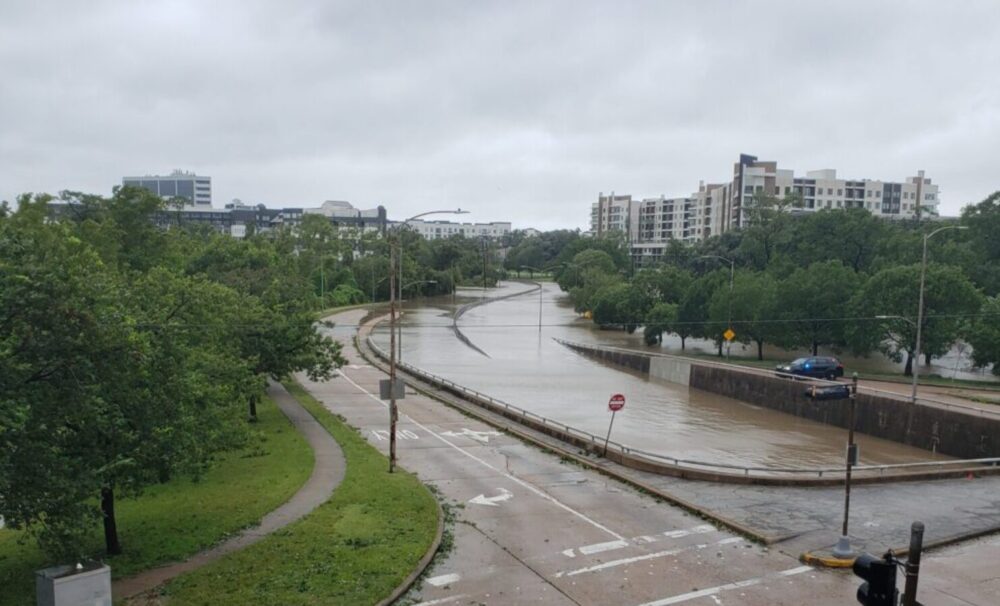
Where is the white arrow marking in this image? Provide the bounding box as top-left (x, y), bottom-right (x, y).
top-left (441, 428), bottom-right (501, 444)
top-left (426, 572), bottom-right (461, 587)
top-left (346, 364), bottom-right (372, 370)
top-left (468, 487), bottom-right (513, 507)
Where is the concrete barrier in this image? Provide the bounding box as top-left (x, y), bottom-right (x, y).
top-left (559, 340), bottom-right (1000, 460)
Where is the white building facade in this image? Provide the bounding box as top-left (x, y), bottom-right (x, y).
top-left (402, 219), bottom-right (512, 240)
top-left (590, 154), bottom-right (941, 265)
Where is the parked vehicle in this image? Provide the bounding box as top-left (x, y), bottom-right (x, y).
top-left (775, 356), bottom-right (844, 380)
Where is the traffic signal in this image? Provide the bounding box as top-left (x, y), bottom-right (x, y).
top-left (853, 552), bottom-right (899, 605)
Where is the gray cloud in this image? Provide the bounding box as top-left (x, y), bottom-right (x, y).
top-left (2, 1), bottom-right (999, 229)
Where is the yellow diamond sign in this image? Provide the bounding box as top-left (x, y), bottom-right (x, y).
top-left (723, 328), bottom-right (736, 341)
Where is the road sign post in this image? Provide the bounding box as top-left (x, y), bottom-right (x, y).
top-left (604, 394), bottom-right (625, 457)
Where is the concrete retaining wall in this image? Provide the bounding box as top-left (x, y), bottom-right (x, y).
top-left (560, 340), bottom-right (1000, 460)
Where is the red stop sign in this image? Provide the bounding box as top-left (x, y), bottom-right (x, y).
top-left (608, 393), bottom-right (625, 412)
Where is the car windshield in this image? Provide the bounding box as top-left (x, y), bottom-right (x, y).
top-left (790, 358), bottom-right (808, 366)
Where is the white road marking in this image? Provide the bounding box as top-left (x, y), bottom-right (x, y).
top-left (413, 594), bottom-right (469, 606)
top-left (337, 370), bottom-right (625, 541)
top-left (346, 364), bottom-right (372, 370)
top-left (557, 537), bottom-right (744, 578)
top-left (564, 524), bottom-right (718, 557)
top-left (426, 573), bottom-right (462, 587)
top-left (662, 524), bottom-right (715, 539)
top-left (634, 565), bottom-right (813, 606)
top-left (468, 487), bottom-right (514, 507)
top-left (441, 427), bottom-right (501, 444)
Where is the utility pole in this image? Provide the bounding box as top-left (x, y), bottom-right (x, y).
top-left (388, 241), bottom-right (398, 473)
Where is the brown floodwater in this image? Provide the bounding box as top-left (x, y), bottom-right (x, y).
top-left (370, 282), bottom-right (948, 468)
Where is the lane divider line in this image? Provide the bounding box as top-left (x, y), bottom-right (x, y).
top-left (556, 537), bottom-right (744, 578)
top-left (335, 369), bottom-right (626, 542)
top-left (634, 565), bottom-right (813, 606)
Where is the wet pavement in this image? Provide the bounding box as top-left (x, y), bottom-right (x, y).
top-left (299, 308), bottom-right (1000, 606)
top-left (374, 282), bottom-right (943, 469)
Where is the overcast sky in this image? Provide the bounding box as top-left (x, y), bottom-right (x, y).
top-left (2, 1), bottom-right (999, 230)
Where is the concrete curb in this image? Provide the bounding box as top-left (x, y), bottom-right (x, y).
top-left (375, 500), bottom-right (446, 606)
top-left (353, 329), bottom-right (779, 547)
top-left (800, 524), bottom-right (1000, 569)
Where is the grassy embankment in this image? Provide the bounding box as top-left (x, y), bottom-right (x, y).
top-left (0, 396), bottom-right (313, 606)
top-left (162, 379), bottom-right (439, 606)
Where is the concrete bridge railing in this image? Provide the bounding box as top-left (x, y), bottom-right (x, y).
top-left (363, 332), bottom-right (1000, 486)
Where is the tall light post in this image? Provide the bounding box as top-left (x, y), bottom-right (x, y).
top-left (387, 209), bottom-right (467, 472)
top-left (912, 225), bottom-right (968, 403)
top-left (520, 265), bottom-right (544, 333)
top-left (698, 255), bottom-right (735, 360)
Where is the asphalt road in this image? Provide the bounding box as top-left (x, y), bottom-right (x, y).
top-left (297, 309), bottom-right (998, 606)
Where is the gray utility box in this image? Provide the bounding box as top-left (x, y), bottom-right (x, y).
top-left (35, 563), bottom-right (111, 606)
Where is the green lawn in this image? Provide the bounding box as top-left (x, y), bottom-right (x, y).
top-left (0, 395), bottom-right (313, 606)
top-left (162, 379), bottom-right (440, 606)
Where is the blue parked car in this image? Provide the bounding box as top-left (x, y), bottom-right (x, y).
top-left (775, 356), bottom-right (844, 380)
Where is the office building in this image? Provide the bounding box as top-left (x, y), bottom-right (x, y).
top-left (122, 170), bottom-right (212, 207)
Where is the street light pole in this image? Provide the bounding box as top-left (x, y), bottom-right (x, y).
top-left (520, 265), bottom-right (544, 333)
top-left (912, 225), bottom-right (967, 403)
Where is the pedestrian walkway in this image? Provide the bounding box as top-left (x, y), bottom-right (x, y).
top-left (113, 382), bottom-right (346, 601)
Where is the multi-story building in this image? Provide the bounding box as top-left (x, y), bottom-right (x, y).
top-left (590, 154), bottom-right (941, 265)
top-left (122, 170), bottom-right (212, 207)
top-left (402, 219), bottom-right (512, 241)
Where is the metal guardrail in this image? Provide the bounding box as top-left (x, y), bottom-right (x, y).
top-left (554, 338), bottom-right (1000, 419)
top-left (365, 334), bottom-right (1000, 480)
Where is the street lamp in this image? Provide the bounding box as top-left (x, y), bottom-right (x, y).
top-left (912, 225), bottom-right (968, 403)
top-left (386, 209), bottom-right (467, 473)
top-left (520, 265), bottom-right (544, 332)
top-left (698, 255), bottom-right (735, 360)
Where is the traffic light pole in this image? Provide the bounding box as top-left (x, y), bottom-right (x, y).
top-left (833, 373), bottom-right (859, 558)
top-left (902, 521), bottom-right (925, 606)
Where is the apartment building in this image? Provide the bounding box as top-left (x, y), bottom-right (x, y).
top-left (402, 219), bottom-right (512, 240)
top-left (122, 170), bottom-right (212, 207)
top-left (590, 154), bottom-right (941, 265)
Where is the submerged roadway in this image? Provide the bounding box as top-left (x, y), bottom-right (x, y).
top-left (295, 305), bottom-right (999, 606)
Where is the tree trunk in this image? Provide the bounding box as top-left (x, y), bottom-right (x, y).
top-left (248, 393), bottom-right (258, 423)
top-left (812, 340), bottom-right (819, 356)
top-left (756, 339), bottom-right (764, 361)
top-left (904, 351), bottom-right (914, 377)
top-left (101, 486), bottom-right (122, 555)
top-left (717, 341), bottom-right (723, 357)
top-left (924, 352), bottom-right (932, 365)
top-left (680, 336), bottom-right (686, 351)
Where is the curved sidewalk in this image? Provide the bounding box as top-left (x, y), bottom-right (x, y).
top-left (113, 381), bottom-right (346, 600)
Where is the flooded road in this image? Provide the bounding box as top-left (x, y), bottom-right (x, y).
top-left (372, 282), bottom-right (944, 468)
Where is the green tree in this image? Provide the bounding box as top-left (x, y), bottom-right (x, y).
top-left (675, 271), bottom-right (727, 352)
top-left (643, 302), bottom-right (678, 345)
top-left (776, 261), bottom-right (858, 355)
top-left (710, 271), bottom-right (778, 360)
top-left (967, 297), bottom-right (1000, 376)
top-left (849, 264), bottom-right (983, 375)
